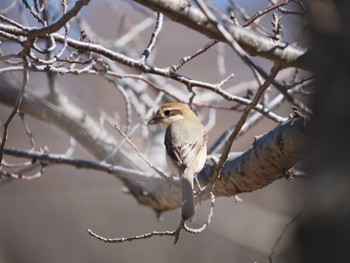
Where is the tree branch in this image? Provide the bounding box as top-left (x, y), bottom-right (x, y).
top-left (132, 0), bottom-right (311, 70)
top-left (0, 73), bottom-right (125, 165)
top-left (121, 116), bottom-right (307, 214)
top-left (2, 114), bottom-right (307, 215)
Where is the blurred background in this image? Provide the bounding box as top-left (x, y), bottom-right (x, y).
top-left (0, 0), bottom-right (308, 262)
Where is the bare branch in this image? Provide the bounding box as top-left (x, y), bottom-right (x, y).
top-left (133, 0), bottom-right (311, 70)
top-left (3, 147), bottom-right (153, 182)
top-left (201, 65), bottom-right (281, 196)
top-left (0, 56), bottom-right (29, 172)
top-left (268, 204), bottom-right (305, 263)
top-left (87, 192), bottom-right (216, 244)
top-left (271, 13), bottom-right (282, 42)
top-left (126, 116), bottom-right (307, 214)
top-left (18, 112), bottom-right (35, 151)
top-left (139, 12), bottom-right (163, 63)
top-left (87, 228), bottom-right (175, 244)
top-left (2, 114), bottom-right (307, 214)
top-left (170, 39), bottom-right (218, 73)
top-left (113, 123), bottom-right (171, 182)
top-left (184, 192), bottom-right (215, 233)
top-left (194, 0), bottom-right (311, 115)
top-left (29, 0), bottom-right (90, 37)
top-left (0, 52), bottom-right (287, 122)
top-left (0, 1), bottom-right (312, 248)
top-left (243, 0), bottom-right (294, 28)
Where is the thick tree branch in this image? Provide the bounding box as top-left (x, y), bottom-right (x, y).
top-left (2, 115), bottom-right (307, 215)
top-left (0, 74), bottom-right (136, 168)
top-left (132, 0), bottom-right (311, 70)
top-left (0, 71), bottom-right (306, 215)
top-left (124, 116), bottom-right (307, 214)
top-left (0, 1), bottom-right (309, 220)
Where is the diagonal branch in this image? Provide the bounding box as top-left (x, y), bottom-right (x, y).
top-left (0, 72), bottom-right (307, 214)
top-left (0, 73), bottom-right (120, 164)
top-left (0, 56), bottom-right (29, 172)
top-left (124, 115), bottom-right (307, 214)
top-left (201, 65), bottom-right (281, 196)
top-left (132, 0), bottom-right (311, 70)
top-left (194, 0), bottom-right (311, 115)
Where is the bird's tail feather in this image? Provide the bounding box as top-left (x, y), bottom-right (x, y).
top-left (181, 175), bottom-right (195, 221)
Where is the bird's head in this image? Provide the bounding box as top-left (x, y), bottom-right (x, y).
top-left (148, 103), bottom-right (198, 128)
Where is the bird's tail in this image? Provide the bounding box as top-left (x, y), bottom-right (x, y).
top-left (181, 172), bottom-right (195, 221)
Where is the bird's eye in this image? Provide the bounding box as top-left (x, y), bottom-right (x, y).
top-left (164, 110), bottom-right (171, 116)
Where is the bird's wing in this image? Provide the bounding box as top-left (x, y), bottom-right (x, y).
top-left (165, 131), bottom-right (208, 168)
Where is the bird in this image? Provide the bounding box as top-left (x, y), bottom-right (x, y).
top-left (148, 102), bottom-right (208, 221)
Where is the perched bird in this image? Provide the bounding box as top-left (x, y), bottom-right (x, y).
top-left (148, 102), bottom-right (208, 221)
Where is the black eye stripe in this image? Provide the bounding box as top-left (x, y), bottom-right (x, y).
top-left (163, 108), bottom-right (182, 117)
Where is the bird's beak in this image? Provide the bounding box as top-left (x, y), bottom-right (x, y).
top-left (148, 117), bottom-right (162, 125)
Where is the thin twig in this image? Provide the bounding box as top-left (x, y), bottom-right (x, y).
top-left (11, 63), bottom-right (285, 122)
top-left (2, 159), bottom-right (33, 168)
top-left (42, 4), bottom-right (57, 95)
top-left (113, 124), bottom-right (171, 182)
top-left (22, 0), bottom-right (47, 25)
top-left (170, 39), bottom-right (218, 73)
top-left (209, 92), bottom-right (286, 154)
top-left (268, 204), bottom-right (306, 263)
top-left (0, 55), bottom-right (29, 173)
top-left (101, 92), bottom-right (164, 163)
top-left (18, 112), bottom-right (35, 151)
top-left (271, 13), bottom-right (282, 42)
top-left (217, 42), bottom-right (226, 77)
top-left (243, 0), bottom-right (294, 28)
top-left (184, 192), bottom-right (215, 233)
top-left (87, 193), bottom-right (216, 245)
top-left (194, 0), bottom-right (311, 115)
top-left (0, 13), bottom-right (26, 30)
top-left (30, 0), bottom-right (90, 37)
top-left (0, 22), bottom-right (309, 113)
top-left (1, 168), bottom-right (43, 180)
top-left (3, 147), bottom-right (157, 182)
top-left (105, 77), bottom-right (132, 133)
top-left (63, 137), bottom-right (76, 157)
top-left (201, 65), bottom-right (281, 195)
top-left (87, 228), bottom-right (176, 244)
top-left (228, 0), bottom-right (270, 34)
top-left (139, 12), bottom-right (163, 63)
